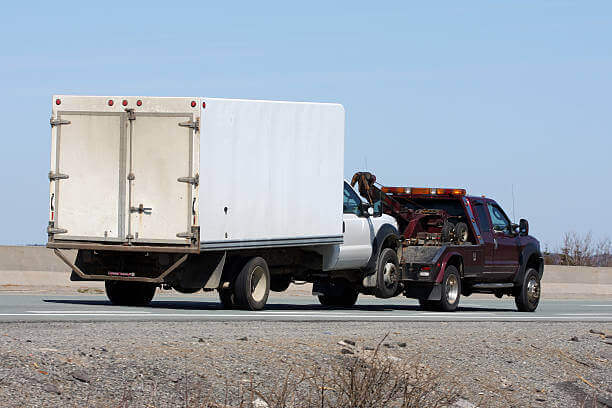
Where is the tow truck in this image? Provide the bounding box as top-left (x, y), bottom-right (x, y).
top-left (348, 172), bottom-right (544, 312)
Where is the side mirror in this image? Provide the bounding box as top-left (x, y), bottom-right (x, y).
top-left (519, 219), bottom-right (529, 236)
top-left (359, 202), bottom-right (372, 217)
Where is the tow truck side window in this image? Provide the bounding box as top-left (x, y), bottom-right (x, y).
top-left (473, 202), bottom-right (491, 232)
top-left (487, 203), bottom-right (511, 233)
top-left (343, 183), bottom-right (361, 215)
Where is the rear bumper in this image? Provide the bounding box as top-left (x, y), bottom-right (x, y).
top-left (53, 248), bottom-right (189, 283)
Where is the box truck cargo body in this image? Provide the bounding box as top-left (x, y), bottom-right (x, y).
top-left (48, 95), bottom-right (344, 309)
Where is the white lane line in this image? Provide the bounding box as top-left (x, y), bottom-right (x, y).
top-left (0, 313), bottom-right (609, 320)
top-left (560, 313), bottom-right (612, 316)
top-left (581, 305), bottom-right (612, 307)
top-left (28, 310), bottom-right (151, 314)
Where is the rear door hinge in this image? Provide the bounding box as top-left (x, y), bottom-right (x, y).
top-left (176, 231), bottom-right (194, 239)
top-left (50, 117), bottom-right (71, 127)
top-left (177, 173), bottom-right (199, 186)
top-left (48, 171), bottom-right (69, 181)
top-left (47, 226), bottom-right (68, 235)
top-left (178, 118), bottom-right (199, 132)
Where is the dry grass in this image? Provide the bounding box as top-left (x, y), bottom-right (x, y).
top-left (117, 335), bottom-right (459, 408)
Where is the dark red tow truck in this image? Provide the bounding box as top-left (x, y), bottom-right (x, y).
top-left (352, 172), bottom-right (544, 312)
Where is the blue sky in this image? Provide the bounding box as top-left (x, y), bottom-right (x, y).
top-left (0, 1), bottom-right (610, 248)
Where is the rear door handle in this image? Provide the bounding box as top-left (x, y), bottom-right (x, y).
top-left (130, 204), bottom-right (152, 214)
top-left (493, 238), bottom-right (498, 250)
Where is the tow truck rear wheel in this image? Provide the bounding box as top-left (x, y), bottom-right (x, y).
top-left (515, 268), bottom-right (541, 312)
top-left (105, 281), bottom-right (156, 306)
top-left (374, 248), bottom-right (400, 299)
top-left (431, 265), bottom-right (461, 312)
top-left (234, 257), bottom-right (270, 311)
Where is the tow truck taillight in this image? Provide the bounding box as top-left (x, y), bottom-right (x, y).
top-left (55, 99), bottom-right (61, 105)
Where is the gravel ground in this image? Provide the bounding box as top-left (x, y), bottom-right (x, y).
top-left (0, 321), bottom-right (610, 407)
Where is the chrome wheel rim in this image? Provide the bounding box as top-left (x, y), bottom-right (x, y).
top-left (383, 262), bottom-right (397, 288)
top-left (445, 274), bottom-right (459, 304)
top-left (526, 277), bottom-right (540, 303)
top-left (250, 266), bottom-right (267, 302)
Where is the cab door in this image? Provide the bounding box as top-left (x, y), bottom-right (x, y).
top-left (335, 182), bottom-right (373, 269)
top-left (487, 202), bottom-right (520, 279)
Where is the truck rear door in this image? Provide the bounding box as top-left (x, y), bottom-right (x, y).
top-left (49, 96), bottom-right (199, 248)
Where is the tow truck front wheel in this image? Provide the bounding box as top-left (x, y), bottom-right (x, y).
top-left (105, 281), bottom-right (156, 306)
top-left (515, 268), bottom-right (541, 312)
top-left (374, 248), bottom-right (400, 299)
top-left (423, 266), bottom-right (461, 312)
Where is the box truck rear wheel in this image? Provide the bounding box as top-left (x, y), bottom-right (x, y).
top-left (105, 281), bottom-right (156, 306)
top-left (234, 257), bottom-right (270, 311)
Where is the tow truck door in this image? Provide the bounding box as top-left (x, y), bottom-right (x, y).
top-left (472, 200), bottom-right (496, 277)
top-left (487, 202), bottom-right (520, 278)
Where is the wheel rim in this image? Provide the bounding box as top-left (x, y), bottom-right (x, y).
top-left (250, 266), bottom-right (267, 303)
top-left (445, 274), bottom-right (459, 304)
top-left (526, 277), bottom-right (540, 304)
top-left (383, 262), bottom-right (397, 288)
top-left (459, 229), bottom-right (468, 242)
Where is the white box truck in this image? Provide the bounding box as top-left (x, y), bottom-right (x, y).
top-left (48, 95), bottom-right (403, 310)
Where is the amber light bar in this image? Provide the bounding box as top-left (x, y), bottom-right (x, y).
top-left (381, 187), bottom-right (466, 196)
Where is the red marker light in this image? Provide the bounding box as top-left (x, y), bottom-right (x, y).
top-left (108, 99), bottom-right (114, 106)
top-left (190, 101), bottom-right (196, 107)
top-left (55, 99), bottom-right (61, 105)
top-left (136, 100), bottom-right (142, 106)
top-left (202, 101), bottom-right (206, 109)
top-left (122, 100), bottom-right (128, 106)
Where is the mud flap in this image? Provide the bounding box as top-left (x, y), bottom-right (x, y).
top-left (403, 284), bottom-right (442, 301)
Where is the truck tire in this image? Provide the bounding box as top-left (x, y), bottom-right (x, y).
top-left (432, 265), bottom-right (461, 312)
top-left (515, 268), bottom-right (541, 312)
top-left (454, 222), bottom-right (469, 243)
top-left (234, 257), bottom-right (270, 311)
top-left (374, 248), bottom-right (400, 299)
top-left (318, 287), bottom-right (359, 307)
top-left (105, 281), bottom-right (156, 306)
top-left (218, 288), bottom-right (236, 309)
top-left (441, 221), bottom-right (453, 242)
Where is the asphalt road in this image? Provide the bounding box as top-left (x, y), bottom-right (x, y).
top-left (0, 293), bottom-right (610, 322)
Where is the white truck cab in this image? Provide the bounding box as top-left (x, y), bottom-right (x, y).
top-left (332, 181), bottom-right (398, 270)
top-left (311, 181), bottom-right (401, 306)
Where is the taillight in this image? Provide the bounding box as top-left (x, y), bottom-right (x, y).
top-left (108, 99), bottom-right (114, 106)
top-left (55, 99), bottom-right (61, 105)
top-left (202, 101), bottom-right (206, 109)
top-left (136, 100), bottom-right (142, 106)
top-left (122, 100), bottom-right (128, 106)
top-left (191, 101), bottom-right (196, 107)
